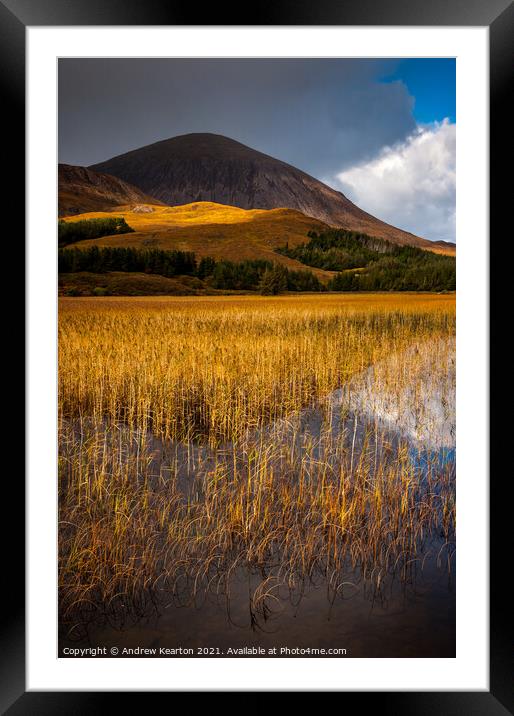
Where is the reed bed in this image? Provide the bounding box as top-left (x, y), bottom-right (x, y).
top-left (58, 294), bottom-right (455, 637)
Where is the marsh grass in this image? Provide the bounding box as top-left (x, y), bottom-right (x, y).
top-left (58, 294), bottom-right (455, 638)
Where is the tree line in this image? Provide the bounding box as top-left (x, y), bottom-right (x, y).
top-left (59, 246), bottom-right (197, 277)
top-left (278, 230), bottom-right (456, 292)
top-left (58, 246), bottom-right (324, 294)
top-left (58, 217), bottom-right (134, 247)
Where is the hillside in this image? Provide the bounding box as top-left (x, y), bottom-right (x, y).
top-left (58, 164), bottom-right (164, 216)
top-left (60, 201), bottom-right (337, 279)
top-left (89, 133), bottom-right (452, 253)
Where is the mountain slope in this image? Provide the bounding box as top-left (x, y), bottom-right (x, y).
top-left (58, 164), bottom-right (164, 216)
top-left (90, 133), bottom-right (446, 252)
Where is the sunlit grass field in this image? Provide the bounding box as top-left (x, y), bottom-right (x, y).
top-left (61, 202), bottom-right (336, 274)
top-left (59, 293), bottom-right (455, 636)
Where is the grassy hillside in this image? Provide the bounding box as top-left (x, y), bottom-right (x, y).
top-left (60, 201), bottom-right (454, 288)
top-left (59, 202), bottom-right (455, 295)
top-left (62, 201), bottom-right (454, 256)
top-left (60, 201), bottom-right (336, 279)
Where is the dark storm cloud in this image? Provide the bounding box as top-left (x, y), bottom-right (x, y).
top-left (58, 58), bottom-right (417, 180)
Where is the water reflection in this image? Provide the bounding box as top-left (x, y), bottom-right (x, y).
top-left (59, 339), bottom-right (456, 657)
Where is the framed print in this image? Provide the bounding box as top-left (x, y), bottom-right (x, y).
top-left (4, 0), bottom-right (511, 708)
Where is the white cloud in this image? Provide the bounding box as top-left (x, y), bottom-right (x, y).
top-left (332, 119), bottom-right (456, 243)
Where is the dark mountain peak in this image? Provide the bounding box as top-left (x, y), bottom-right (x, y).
top-left (159, 132), bottom-right (250, 146)
top-left (100, 132), bottom-right (288, 166)
top-left (90, 134), bottom-right (436, 249)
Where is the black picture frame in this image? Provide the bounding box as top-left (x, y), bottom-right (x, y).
top-left (5, 0), bottom-right (511, 709)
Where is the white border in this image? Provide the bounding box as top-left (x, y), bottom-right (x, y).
top-left (27, 26), bottom-right (489, 691)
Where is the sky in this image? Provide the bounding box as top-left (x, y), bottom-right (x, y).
top-left (59, 58), bottom-right (455, 242)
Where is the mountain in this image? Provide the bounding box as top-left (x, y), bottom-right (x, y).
top-left (58, 164), bottom-right (164, 217)
top-left (90, 133), bottom-right (446, 252)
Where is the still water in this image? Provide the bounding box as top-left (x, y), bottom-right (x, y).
top-left (60, 341), bottom-right (456, 658)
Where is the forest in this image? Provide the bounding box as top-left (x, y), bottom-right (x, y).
top-left (58, 247), bottom-right (323, 293)
top-left (277, 230), bottom-right (456, 291)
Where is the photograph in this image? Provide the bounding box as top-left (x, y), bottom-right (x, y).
top-left (2, 0), bottom-right (504, 704)
top-left (57, 57), bottom-right (457, 659)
